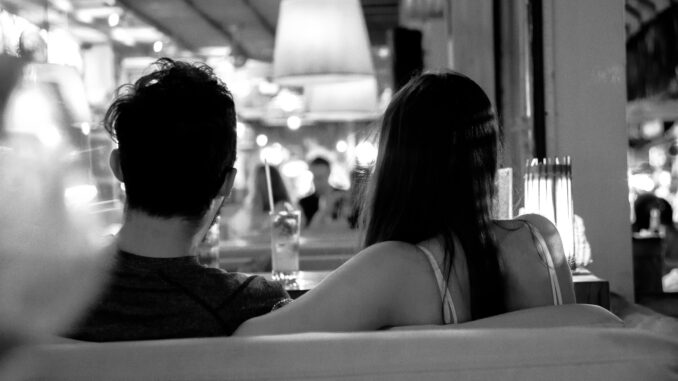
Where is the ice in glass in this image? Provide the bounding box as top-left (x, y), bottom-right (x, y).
top-left (270, 210), bottom-right (300, 286)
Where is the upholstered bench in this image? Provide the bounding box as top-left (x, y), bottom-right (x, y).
top-left (14, 304), bottom-right (678, 381)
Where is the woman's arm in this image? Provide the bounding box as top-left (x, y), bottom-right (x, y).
top-left (519, 214), bottom-right (576, 303)
top-left (233, 241), bottom-right (443, 336)
top-left (391, 304), bottom-right (622, 331)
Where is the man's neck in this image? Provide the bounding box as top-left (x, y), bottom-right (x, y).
top-left (116, 210), bottom-right (198, 258)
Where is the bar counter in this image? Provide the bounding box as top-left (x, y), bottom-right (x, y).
top-left (219, 229), bottom-right (360, 271)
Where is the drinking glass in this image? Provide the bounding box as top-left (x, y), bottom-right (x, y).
top-left (271, 210), bottom-right (300, 286)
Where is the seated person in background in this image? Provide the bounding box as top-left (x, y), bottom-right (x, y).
top-left (229, 164), bottom-right (292, 238)
top-left (299, 157), bottom-right (349, 229)
top-left (633, 193), bottom-right (678, 272)
top-left (235, 71), bottom-right (575, 336)
top-left (632, 193), bottom-right (673, 235)
top-left (230, 165), bottom-right (294, 272)
top-left (67, 58), bottom-right (289, 342)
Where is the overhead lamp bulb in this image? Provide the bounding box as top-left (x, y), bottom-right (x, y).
top-left (286, 115), bottom-right (302, 130)
top-left (153, 40), bottom-right (163, 53)
top-left (273, 0), bottom-right (375, 85)
top-left (108, 13), bottom-right (120, 27)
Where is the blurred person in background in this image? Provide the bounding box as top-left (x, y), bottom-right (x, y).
top-left (299, 156), bottom-right (349, 229)
top-left (229, 164), bottom-right (294, 273)
top-left (17, 29), bottom-right (47, 63)
top-left (0, 54), bottom-right (109, 378)
top-left (633, 193), bottom-right (678, 271)
top-left (229, 164), bottom-right (293, 238)
top-left (66, 58), bottom-right (289, 342)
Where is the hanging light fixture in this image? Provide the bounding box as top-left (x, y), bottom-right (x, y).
top-left (304, 77), bottom-right (380, 121)
top-left (273, 0), bottom-right (375, 85)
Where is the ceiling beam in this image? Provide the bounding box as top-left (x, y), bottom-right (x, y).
top-left (117, 0), bottom-right (196, 51)
top-left (626, 3), bottom-right (643, 24)
top-left (241, 0), bottom-right (275, 37)
top-left (637, 0), bottom-right (658, 12)
top-left (181, 0), bottom-right (251, 58)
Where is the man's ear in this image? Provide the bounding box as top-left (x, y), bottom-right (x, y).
top-left (109, 149), bottom-right (124, 182)
top-left (218, 167), bottom-right (237, 198)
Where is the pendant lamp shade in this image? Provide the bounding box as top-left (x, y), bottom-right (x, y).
top-left (305, 78), bottom-right (380, 121)
top-left (273, 0), bottom-right (375, 85)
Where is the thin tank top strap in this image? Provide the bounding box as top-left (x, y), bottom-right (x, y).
top-left (416, 244), bottom-right (458, 324)
top-left (521, 221), bottom-right (563, 305)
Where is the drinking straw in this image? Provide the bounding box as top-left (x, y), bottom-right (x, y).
top-left (264, 159), bottom-right (275, 215)
top-left (524, 160), bottom-right (530, 212)
top-left (539, 159), bottom-right (547, 220)
top-left (525, 159), bottom-right (536, 212)
top-left (533, 158), bottom-right (540, 213)
top-left (556, 157), bottom-right (566, 237)
top-left (566, 156), bottom-right (575, 261)
top-left (545, 157), bottom-right (555, 223)
top-left (555, 157), bottom-right (570, 260)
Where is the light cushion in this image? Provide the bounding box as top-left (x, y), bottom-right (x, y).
top-left (392, 303), bottom-right (624, 331)
top-left (24, 326), bottom-right (678, 380)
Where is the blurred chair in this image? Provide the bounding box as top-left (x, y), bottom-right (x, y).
top-left (0, 55), bottom-right (111, 378)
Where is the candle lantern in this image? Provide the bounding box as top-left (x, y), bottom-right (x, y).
top-left (523, 157), bottom-right (590, 270)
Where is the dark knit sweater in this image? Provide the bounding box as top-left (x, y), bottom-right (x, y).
top-left (67, 251), bottom-right (289, 342)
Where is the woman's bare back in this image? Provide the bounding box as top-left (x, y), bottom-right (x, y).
top-left (494, 217), bottom-right (575, 311)
top-left (418, 214), bottom-right (576, 323)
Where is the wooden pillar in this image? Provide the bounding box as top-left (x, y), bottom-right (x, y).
top-left (542, 0), bottom-right (633, 300)
top-left (448, 0), bottom-right (496, 103)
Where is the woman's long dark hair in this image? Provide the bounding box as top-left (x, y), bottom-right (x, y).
top-left (362, 71), bottom-right (504, 319)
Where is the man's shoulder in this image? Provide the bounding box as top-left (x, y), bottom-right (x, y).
top-left (299, 192), bottom-right (317, 203)
top-left (200, 269), bottom-right (289, 299)
top-left (187, 266), bottom-right (262, 287)
top-left (113, 250), bottom-right (290, 301)
top-left (298, 193), bottom-right (318, 214)
top-left (197, 266), bottom-right (249, 282)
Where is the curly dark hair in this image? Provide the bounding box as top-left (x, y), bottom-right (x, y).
top-left (104, 58), bottom-right (236, 220)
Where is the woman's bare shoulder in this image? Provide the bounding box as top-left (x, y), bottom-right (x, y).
top-left (355, 240), bottom-right (426, 268)
top-left (495, 214), bottom-right (557, 235)
top-left (492, 215), bottom-right (563, 249)
top-left (516, 214), bottom-right (559, 238)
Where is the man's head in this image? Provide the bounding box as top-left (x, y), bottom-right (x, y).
top-left (309, 157), bottom-right (331, 194)
top-left (105, 58), bottom-right (236, 221)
